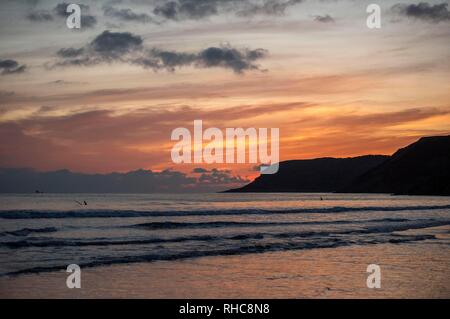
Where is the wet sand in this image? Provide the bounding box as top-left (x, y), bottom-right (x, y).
top-left (1, 227), bottom-right (449, 299)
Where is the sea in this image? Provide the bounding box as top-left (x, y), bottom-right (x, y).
top-left (0, 193), bottom-right (449, 277)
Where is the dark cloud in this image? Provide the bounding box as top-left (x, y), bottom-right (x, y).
top-left (26, 3), bottom-right (96, 27)
top-left (53, 30), bottom-right (268, 74)
top-left (104, 5), bottom-right (153, 23)
top-left (148, 48), bottom-right (197, 68)
top-left (313, 14), bottom-right (335, 23)
top-left (0, 168), bottom-right (197, 193)
top-left (26, 10), bottom-right (53, 22)
top-left (192, 167), bottom-right (209, 173)
top-left (57, 47), bottom-right (85, 58)
top-left (392, 2), bottom-right (450, 22)
top-left (198, 168), bottom-right (249, 185)
top-left (90, 30), bottom-right (144, 58)
top-left (237, 0), bottom-right (304, 17)
top-left (0, 167), bottom-right (249, 193)
top-left (53, 31), bottom-right (143, 66)
top-left (133, 46), bottom-right (268, 74)
top-left (80, 14), bottom-right (98, 28)
top-left (198, 46), bottom-right (267, 73)
top-left (52, 57), bottom-right (94, 67)
top-left (0, 59), bottom-right (26, 75)
top-left (25, 0), bottom-right (306, 27)
top-left (0, 167), bottom-right (248, 193)
top-left (153, 0), bottom-right (304, 21)
top-left (153, 0), bottom-right (219, 20)
top-left (153, 1), bottom-right (178, 20)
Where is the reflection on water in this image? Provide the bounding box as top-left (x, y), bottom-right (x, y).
top-left (0, 193), bottom-right (449, 298)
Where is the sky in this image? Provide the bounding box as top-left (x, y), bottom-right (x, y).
top-left (0, 0), bottom-right (449, 191)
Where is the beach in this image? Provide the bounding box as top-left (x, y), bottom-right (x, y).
top-left (0, 193), bottom-right (449, 298)
top-left (1, 226), bottom-right (449, 298)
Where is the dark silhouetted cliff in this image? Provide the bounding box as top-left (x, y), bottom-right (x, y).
top-left (226, 155), bottom-right (388, 193)
top-left (341, 136), bottom-right (450, 195)
top-left (227, 136), bottom-right (450, 196)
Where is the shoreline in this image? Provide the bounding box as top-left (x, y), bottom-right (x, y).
top-left (1, 229), bottom-right (449, 298)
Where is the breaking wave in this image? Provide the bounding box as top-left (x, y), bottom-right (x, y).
top-left (1, 205), bottom-right (450, 219)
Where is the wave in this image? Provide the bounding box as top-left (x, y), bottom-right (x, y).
top-left (129, 218), bottom-right (416, 230)
top-left (2, 219), bottom-right (448, 249)
top-left (4, 233), bottom-right (436, 276)
top-left (1, 205), bottom-right (450, 219)
top-left (0, 227), bottom-right (57, 237)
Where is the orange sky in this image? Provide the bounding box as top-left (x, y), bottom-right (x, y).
top-left (0, 0), bottom-right (449, 187)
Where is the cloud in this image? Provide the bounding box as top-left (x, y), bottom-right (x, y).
top-left (26, 2), bottom-right (97, 27)
top-left (0, 59), bottom-right (26, 75)
top-left (313, 14), bottom-right (334, 23)
top-left (198, 168), bottom-right (249, 185)
top-left (133, 46), bottom-right (268, 73)
top-left (153, 0), bottom-right (219, 20)
top-left (0, 101), bottom-right (307, 173)
top-left (79, 15), bottom-right (98, 28)
top-left (153, 1), bottom-right (178, 20)
top-left (53, 31), bottom-right (143, 67)
top-left (0, 167), bottom-right (203, 193)
top-left (153, 0), bottom-right (304, 21)
top-left (89, 30), bottom-right (144, 58)
top-left (104, 5), bottom-right (153, 23)
top-left (24, 0), bottom-right (306, 27)
top-left (1, 104), bottom-right (448, 179)
top-left (326, 107), bottom-right (450, 128)
top-left (132, 48), bottom-right (196, 70)
top-left (57, 47), bottom-right (85, 58)
top-left (392, 2), bottom-right (450, 23)
top-left (237, 0), bottom-right (304, 17)
top-left (197, 46), bottom-right (268, 73)
top-left (26, 10), bottom-right (53, 22)
top-left (0, 166), bottom-right (248, 193)
top-left (53, 30), bottom-right (268, 73)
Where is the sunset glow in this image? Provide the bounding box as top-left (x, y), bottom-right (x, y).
top-left (1, 0), bottom-right (449, 190)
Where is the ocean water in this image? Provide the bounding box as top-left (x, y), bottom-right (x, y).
top-left (0, 193), bottom-right (449, 277)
